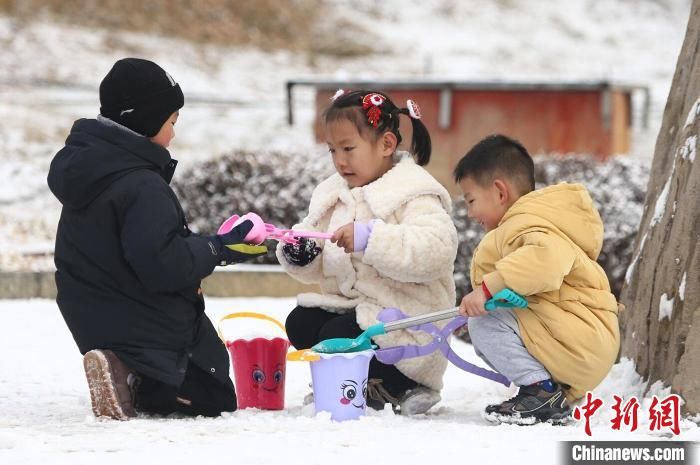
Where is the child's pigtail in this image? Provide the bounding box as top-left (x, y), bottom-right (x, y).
top-left (401, 99), bottom-right (431, 166)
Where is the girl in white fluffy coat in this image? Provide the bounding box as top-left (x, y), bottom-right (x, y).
top-left (277, 90), bottom-right (458, 415)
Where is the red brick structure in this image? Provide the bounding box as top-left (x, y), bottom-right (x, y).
top-left (287, 80), bottom-right (648, 192)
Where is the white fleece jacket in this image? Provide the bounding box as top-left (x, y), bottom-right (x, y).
top-left (276, 152), bottom-right (458, 390)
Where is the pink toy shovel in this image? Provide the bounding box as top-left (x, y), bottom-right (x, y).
top-left (217, 212), bottom-right (333, 245)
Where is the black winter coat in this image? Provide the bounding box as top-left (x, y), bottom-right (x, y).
top-left (48, 118), bottom-right (230, 387)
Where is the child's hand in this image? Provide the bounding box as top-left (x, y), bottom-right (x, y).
top-left (216, 220), bottom-right (268, 265)
top-left (282, 237), bottom-right (321, 266)
top-left (331, 223), bottom-right (354, 253)
top-left (458, 287), bottom-right (489, 317)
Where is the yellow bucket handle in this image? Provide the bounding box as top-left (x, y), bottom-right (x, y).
top-left (287, 349), bottom-right (320, 362)
top-left (217, 311), bottom-right (287, 342)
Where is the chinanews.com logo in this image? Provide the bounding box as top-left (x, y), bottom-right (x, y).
top-left (561, 442), bottom-right (693, 465)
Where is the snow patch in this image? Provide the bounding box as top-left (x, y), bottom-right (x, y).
top-left (647, 380), bottom-right (673, 399)
top-left (650, 177), bottom-right (671, 226)
top-left (650, 156), bottom-right (676, 227)
top-left (592, 358), bottom-right (647, 405)
top-left (679, 135), bottom-right (697, 162)
top-left (217, 314), bottom-right (287, 341)
top-left (625, 232), bottom-right (647, 284)
top-left (628, 148), bottom-right (682, 285)
top-left (679, 272), bottom-right (687, 301)
top-left (658, 293), bottom-right (674, 321)
top-left (684, 98), bottom-right (700, 128)
top-left (683, 98), bottom-right (700, 128)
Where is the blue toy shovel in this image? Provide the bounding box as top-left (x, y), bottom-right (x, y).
top-left (311, 288), bottom-right (527, 354)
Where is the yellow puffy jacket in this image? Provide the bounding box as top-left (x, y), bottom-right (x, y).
top-left (471, 183), bottom-right (619, 400)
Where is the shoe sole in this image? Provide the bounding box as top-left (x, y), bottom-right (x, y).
top-left (483, 410), bottom-right (571, 426)
top-left (83, 350), bottom-right (133, 421)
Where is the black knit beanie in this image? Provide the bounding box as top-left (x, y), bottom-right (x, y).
top-left (99, 58), bottom-right (184, 137)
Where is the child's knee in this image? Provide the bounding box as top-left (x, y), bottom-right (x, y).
top-left (467, 314), bottom-right (500, 348)
top-left (318, 314), bottom-right (359, 341)
top-left (467, 317), bottom-right (484, 348)
top-left (284, 308), bottom-right (310, 348)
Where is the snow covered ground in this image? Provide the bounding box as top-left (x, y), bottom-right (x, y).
top-left (0, 0), bottom-right (692, 269)
top-left (1, 297), bottom-right (697, 465)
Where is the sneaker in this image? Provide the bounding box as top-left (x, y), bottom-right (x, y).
top-left (398, 386), bottom-right (441, 415)
top-left (366, 379), bottom-right (440, 415)
top-left (83, 349), bottom-right (137, 420)
top-left (483, 381), bottom-right (571, 425)
top-left (365, 378), bottom-right (400, 411)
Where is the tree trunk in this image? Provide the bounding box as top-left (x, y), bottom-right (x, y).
top-left (620, 0), bottom-right (700, 415)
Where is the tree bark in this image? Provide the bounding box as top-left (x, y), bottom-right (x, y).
top-left (620, 0), bottom-right (700, 414)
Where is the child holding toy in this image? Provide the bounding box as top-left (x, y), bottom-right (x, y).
top-left (48, 58), bottom-right (267, 420)
top-left (277, 89), bottom-right (458, 415)
top-left (454, 134), bottom-right (620, 425)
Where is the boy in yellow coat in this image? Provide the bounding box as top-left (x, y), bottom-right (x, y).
top-left (455, 135), bottom-right (619, 425)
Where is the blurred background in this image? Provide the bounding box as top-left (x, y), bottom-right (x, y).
top-left (0, 0), bottom-right (692, 299)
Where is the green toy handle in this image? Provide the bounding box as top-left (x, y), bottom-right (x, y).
top-left (484, 288), bottom-right (528, 311)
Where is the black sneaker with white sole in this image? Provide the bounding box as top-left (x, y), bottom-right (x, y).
top-left (483, 382), bottom-right (571, 425)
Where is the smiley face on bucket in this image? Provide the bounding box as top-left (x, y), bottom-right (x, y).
top-left (251, 363), bottom-right (284, 392)
top-left (339, 378), bottom-right (368, 408)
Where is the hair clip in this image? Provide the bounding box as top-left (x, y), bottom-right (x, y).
top-left (362, 93), bottom-right (386, 128)
top-left (331, 89), bottom-right (345, 102)
top-left (406, 99), bottom-right (422, 120)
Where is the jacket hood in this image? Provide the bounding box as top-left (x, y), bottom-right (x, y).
top-left (48, 118), bottom-right (174, 209)
top-left (502, 183), bottom-right (604, 260)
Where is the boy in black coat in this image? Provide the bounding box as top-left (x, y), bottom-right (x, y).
top-left (47, 58), bottom-right (266, 420)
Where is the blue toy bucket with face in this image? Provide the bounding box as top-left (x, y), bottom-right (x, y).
top-left (309, 350), bottom-right (374, 421)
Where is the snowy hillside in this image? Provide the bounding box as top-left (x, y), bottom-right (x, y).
top-left (0, 0), bottom-right (691, 269)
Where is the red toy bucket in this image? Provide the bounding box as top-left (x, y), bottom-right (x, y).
top-left (218, 312), bottom-right (290, 410)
